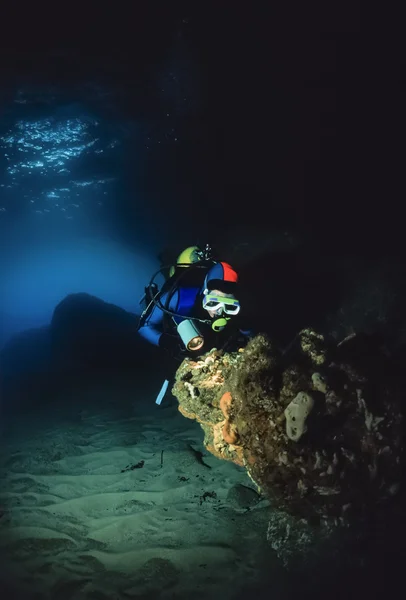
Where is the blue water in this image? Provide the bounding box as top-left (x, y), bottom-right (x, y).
top-left (0, 19), bottom-right (199, 349)
top-left (0, 106), bottom-right (156, 347)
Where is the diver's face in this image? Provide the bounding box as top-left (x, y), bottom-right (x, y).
top-left (206, 290), bottom-right (235, 318)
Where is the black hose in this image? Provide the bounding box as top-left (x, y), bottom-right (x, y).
top-left (137, 261), bottom-right (215, 330)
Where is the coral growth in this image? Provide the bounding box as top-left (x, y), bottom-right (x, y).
top-left (172, 330), bottom-right (404, 525)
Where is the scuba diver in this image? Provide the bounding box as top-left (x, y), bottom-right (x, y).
top-left (137, 244), bottom-right (252, 360)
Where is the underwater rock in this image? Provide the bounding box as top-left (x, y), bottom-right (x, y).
top-left (172, 330), bottom-right (404, 524)
top-left (50, 292), bottom-right (153, 371)
top-left (226, 483), bottom-right (261, 509)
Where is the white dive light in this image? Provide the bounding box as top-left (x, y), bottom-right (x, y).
top-left (177, 319), bottom-right (204, 351)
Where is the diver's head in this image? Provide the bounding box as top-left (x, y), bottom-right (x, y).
top-left (202, 262), bottom-right (240, 329)
top-left (203, 289), bottom-right (239, 318)
top-left (204, 261), bottom-right (238, 292)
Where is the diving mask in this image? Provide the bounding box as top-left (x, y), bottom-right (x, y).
top-left (202, 292), bottom-right (241, 316)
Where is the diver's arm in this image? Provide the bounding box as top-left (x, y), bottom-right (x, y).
top-left (138, 320), bottom-right (162, 346)
top-left (138, 291), bottom-right (180, 348)
top-left (157, 290), bottom-right (182, 351)
top-left (138, 292), bottom-right (168, 346)
top-left (138, 323), bottom-right (162, 346)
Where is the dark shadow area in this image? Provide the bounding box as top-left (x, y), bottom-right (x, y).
top-left (239, 249), bottom-right (341, 344)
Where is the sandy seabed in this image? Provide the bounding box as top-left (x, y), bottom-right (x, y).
top-left (0, 375), bottom-right (285, 600)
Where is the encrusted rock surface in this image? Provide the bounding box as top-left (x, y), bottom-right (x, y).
top-left (172, 330), bottom-right (404, 524)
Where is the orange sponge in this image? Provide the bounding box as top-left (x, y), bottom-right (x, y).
top-left (220, 391), bottom-right (233, 418)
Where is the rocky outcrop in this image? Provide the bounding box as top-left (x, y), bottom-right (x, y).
top-left (50, 292), bottom-right (154, 371)
top-left (172, 330), bottom-right (404, 525)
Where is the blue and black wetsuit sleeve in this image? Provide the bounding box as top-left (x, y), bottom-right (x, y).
top-left (239, 326), bottom-right (254, 339)
top-left (138, 291), bottom-right (179, 347)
